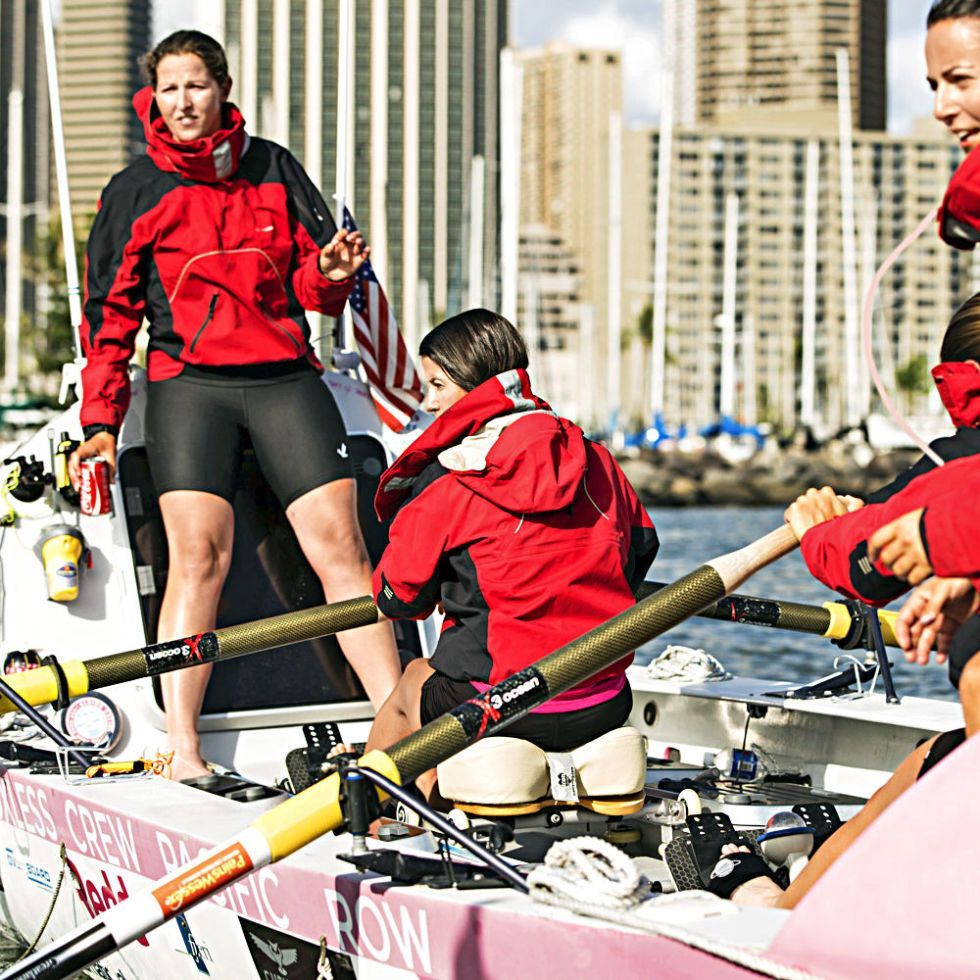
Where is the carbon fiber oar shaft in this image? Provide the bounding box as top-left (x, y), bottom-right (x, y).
top-left (3, 524), bottom-right (799, 980)
top-left (0, 595), bottom-right (383, 714)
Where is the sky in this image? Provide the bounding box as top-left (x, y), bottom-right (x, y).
top-left (155, 0), bottom-right (938, 136)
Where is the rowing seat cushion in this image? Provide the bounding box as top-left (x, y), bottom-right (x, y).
top-left (571, 726), bottom-right (647, 797)
top-left (437, 737), bottom-right (550, 804)
top-left (437, 727), bottom-right (647, 806)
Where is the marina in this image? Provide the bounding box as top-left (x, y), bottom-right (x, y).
top-left (0, 0), bottom-right (978, 977)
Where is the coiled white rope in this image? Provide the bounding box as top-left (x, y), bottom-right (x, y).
top-left (527, 836), bottom-right (650, 911)
top-left (646, 645), bottom-right (731, 683)
top-left (528, 837), bottom-right (820, 980)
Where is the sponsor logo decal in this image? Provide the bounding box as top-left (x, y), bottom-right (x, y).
top-left (337, 443), bottom-right (349, 459)
top-left (152, 843), bottom-right (252, 917)
top-left (143, 632), bottom-right (219, 676)
top-left (238, 918), bottom-right (328, 980)
top-left (176, 912), bottom-right (212, 974)
top-left (26, 860), bottom-right (53, 892)
top-left (452, 669), bottom-right (546, 739)
top-left (65, 856), bottom-right (150, 947)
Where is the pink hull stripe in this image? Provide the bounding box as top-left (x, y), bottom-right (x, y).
top-left (0, 767), bottom-right (756, 978)
top-left (767, 733), bottom-right (980, 979)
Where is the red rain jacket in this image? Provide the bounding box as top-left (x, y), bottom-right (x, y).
top-left (801, 362), bottom-right (980, 602)
top-left (79, 87), bottom-right (351, 433)
top-left (373, 370), bottom-right (659, 709)
top-left (801, 454), bottom-right (980, 602)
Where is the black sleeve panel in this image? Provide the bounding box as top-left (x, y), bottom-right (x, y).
top-left (377, 571), bottom-right (441, 620)
top-left (277, 144), bottom-right (339, 248)
top-left (625, 525), bottom-right (660, 593)
top-left (409, 461), bottom-right (451, 502)
top-left (867, 430), bottom-right (980, 504)
top-left (83, 160), bottom-right (181, 345)
top-left (847, 540), bottom-right (908, 603)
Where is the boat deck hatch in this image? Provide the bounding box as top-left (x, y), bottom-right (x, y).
top-left (180, 772), bottom-right (283, 803)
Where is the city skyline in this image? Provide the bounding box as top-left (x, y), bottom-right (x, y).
top-left (154, 1), bottom-right (942, 137)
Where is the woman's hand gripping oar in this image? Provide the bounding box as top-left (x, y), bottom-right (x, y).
top-left (2, 525), bottom-right (798, 980)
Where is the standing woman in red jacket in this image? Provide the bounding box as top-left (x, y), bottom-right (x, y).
top-left (364, 310), bottom-right (659, 797)
top-left (67, 31), bottom-right (401, 779)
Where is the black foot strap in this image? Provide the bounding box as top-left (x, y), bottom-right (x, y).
top-left (706, 850), bottom-right (781, 899)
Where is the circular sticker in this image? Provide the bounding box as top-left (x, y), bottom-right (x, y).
top-left (61, 693), bottom-right (121, 751)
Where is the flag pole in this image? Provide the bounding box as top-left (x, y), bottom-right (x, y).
top-left (333, 0), bottom-right (355, 353)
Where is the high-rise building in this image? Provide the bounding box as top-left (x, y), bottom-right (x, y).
top-left (57, 0), bottom-right (152, 217)
top-left (692, 0), bottom-right (887, 132)
top-left (628, 124), bottom-right (968, 431)
top-left (1, 0), bottom-right (50, 332)
top-left (515, 224), bottom-right (581, 413)
top-left (517, 42), bottom-right (623, 426)
top-left (221, 0), bottom-right (505, 349)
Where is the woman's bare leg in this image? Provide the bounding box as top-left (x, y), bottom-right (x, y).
top-left (365, 658), bottom-right (438, 798)
top-left (772, 735), bottom-right (937, 908)
top-left (366, 658), bottom-right (433, 752)
top-left (286, 479), bottom-right (402, 709)
top-left (157, 491), bottom-right (235, 780)
top-left (957, 655), bottom-right (980, 738)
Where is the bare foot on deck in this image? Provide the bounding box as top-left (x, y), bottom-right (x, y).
top-left (166, 740), bottom-right (212, 781)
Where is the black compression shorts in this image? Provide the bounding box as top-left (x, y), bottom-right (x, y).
top-left (145, 360), bottom-right (353, 507)
top-left (419, 672), bottom-right (633, 752)
top-left (917, 727), bottom-right (966, 779)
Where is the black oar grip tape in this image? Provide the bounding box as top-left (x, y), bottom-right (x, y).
top-left (639, 581), bottom-right (832, 635)
top-left (389, 565), bottom-right (728, 784)
top-left (40, 655), bottom-right (70, 711)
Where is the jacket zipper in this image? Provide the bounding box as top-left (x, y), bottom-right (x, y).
top-left (189, 293), bottom-right (219, 353)
top-left (266, 317), bottom-right (302, 352)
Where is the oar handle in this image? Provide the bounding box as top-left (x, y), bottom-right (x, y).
top-left (708, 524), bottom-right (799, 591)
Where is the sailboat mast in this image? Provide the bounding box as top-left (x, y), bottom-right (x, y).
top-left (800, 138), bottom-right (820, 430)
top-left (499, 47), bottom-right (522, 325)
top-left (4, 88), bottom-right (24, 392)
top-left (607, 111), bottom-right (623, 442)
top-left (40, 0), bottom-right (82, 367)
top-left (836, 48), bottom-right (862, 429)
top-left (718, 192), bottom-right (739, 420)
top-left (650, 65), bottom-right (673, 418)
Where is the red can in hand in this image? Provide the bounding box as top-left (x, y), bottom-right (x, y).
top-left (79, 457), bottom-right (111, 515)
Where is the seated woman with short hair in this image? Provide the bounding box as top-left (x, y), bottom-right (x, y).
top-left (365, 309), bottom-right (659, 796)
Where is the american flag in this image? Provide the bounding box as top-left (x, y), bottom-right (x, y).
top-left (341, 207), bottom-right (424, 431)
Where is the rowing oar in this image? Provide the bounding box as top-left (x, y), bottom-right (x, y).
top-left (0, 560), bottom-right (909, 717)
top-left (3, 524), bottom-right (798, 980)
top-left (637, 581), bottom-right (903, 648)
top-left (0, 596), bottom-right (385, 715)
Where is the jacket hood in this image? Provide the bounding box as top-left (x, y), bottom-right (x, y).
top-left (443, 410), bottom-right (588, 514)
top-left (375, 369), bottom-right (586, 519)
top-left (132, 85), bottom-right (248, 183)
top-left (932, 360), bottom-right (980, 428)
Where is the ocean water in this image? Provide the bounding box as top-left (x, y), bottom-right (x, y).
top-left (636, 506), bottom-right (958, 702)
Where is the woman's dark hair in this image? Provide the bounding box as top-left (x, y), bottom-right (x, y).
top-left (942, 291), bottom-right (980, 361)
top-left (140, 31), bottom-right (230, 89)
top-left (928, 1), bottom-right (980, 26)
top-left (419, 309), bottom-right (528, 391)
